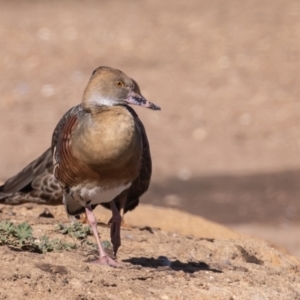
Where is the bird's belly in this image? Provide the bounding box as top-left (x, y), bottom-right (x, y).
top-left (72, 183), bottom-right (131, 206)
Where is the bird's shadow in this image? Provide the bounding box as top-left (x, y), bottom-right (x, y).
top-left (123, 256), bottom-right (222, 274)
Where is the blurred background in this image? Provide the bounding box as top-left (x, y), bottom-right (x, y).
top-left (0, 0), bottom-right (299, 256)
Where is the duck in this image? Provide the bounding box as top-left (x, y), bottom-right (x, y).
top-left (0, 66), bottom-right (160, 267)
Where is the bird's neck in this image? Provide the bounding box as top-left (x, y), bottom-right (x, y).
top-left (82, 88), bottom-right (118, 112)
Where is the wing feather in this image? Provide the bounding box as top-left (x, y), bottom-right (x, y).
top-left (0, 149), bottom-right (62, 204)
top-left (53, 113), bottom-right (80, 187)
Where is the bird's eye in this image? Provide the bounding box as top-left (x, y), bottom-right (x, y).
top-left (116, 81), bottom-right (124, 87)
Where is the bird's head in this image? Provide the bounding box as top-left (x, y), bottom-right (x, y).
top-left (82, 66), bottom-right (161, 111)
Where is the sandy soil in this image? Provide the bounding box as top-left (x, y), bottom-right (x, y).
top-left (1, 203), bottom-right (300, 300)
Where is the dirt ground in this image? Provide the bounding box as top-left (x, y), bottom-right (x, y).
top-left (0, 203), bottom-right (300, 300)
top-left (1, 0), bottom-right (300, 298)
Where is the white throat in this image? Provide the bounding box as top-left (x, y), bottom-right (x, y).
top-left (88, 94), bottom-right (115, 107)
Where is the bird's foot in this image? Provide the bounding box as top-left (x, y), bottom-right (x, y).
top-left (92, 255), bottom-right (123, 268)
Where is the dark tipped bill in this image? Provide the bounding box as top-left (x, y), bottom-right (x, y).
top-left (126, 92), bottom-right (161, 110)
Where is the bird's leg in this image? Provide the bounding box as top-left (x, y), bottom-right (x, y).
top-left (118, 195), bottom-right (132, 229)
top-left (118, 193), bottom-right (126, 225)
top-left (85, 205), bottom-right (120, 267)
top-left (108, 196), bottom-right (133, 228)
top-left (109, 200), bottom-right (122, 255)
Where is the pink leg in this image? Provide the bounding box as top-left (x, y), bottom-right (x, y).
top-left (85, 205), bottom-right (120, 267)
top-left (109, 200), bottom-right (122, 255)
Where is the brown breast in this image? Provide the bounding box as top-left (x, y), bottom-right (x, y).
top-left (54, 105), bottom-right (143, 189)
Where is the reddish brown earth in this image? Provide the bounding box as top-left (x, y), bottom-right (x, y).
top-left (1, 0), bottom-right (300, 298)
top-left (0, 203), bottom-right (300, 299)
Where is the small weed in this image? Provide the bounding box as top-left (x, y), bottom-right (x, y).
top-left (102, 240), bottom-right (112, 249)
top-left (36, 235), bottom-right (77, 253)
top-left (56, 222), bottom-right (92, 240)
top-left (0, 221), bottom-right (112, 254)
top-left (56, 222), bottom-right (112, 251)
top-left (14, 222), bottom-right (33, 245)
top-left (0, 221), bottom-right (77, 253)
top-left (0, 220), bottom-right (39, 252)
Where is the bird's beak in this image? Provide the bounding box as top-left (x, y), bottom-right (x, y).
top-left (126, 91), bottom-right (161, 110)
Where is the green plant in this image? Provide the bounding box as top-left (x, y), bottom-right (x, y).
top-left (14, 222), bottom-right (33, 245)
top-left (37, 235), bottom-right (77, 253)
top-left (0, 221), bottom-right (38, 251)
top-left (0, 221), bottom-right (77, 253)
top-left (56, 222), bottom-right (92, 240)
top-left (0, 220), bottom-right (113, 255)
top-left (56, 222), bottom-right (112, 251)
